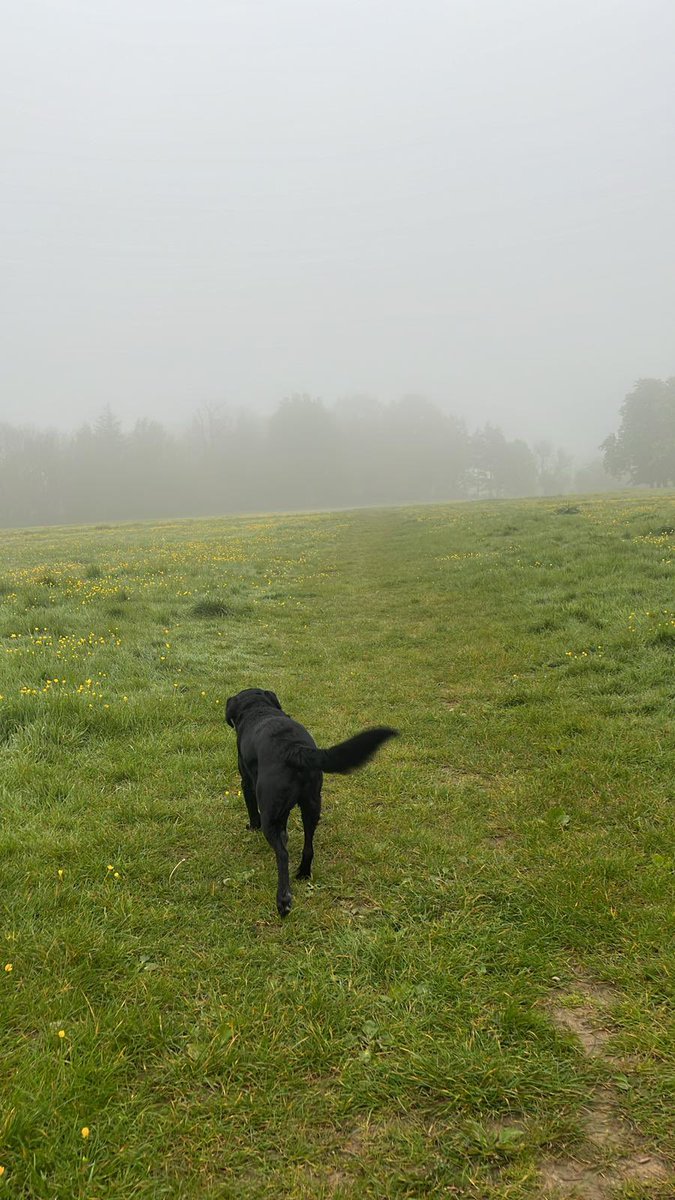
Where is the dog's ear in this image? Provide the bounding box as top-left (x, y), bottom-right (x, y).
top-left (264, 690), bottom-right (282, 710)
top-left (225, 696), bottom-right (238, 728)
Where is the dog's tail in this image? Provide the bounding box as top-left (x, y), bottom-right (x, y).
top-left (286, 727), bottom-right (398, 774)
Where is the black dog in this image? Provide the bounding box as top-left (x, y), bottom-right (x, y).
top-left (226, 688), bottom-right (397, 917)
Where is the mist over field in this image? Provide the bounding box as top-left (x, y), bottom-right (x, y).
top-left (2, 0), bottom-right (674, 493)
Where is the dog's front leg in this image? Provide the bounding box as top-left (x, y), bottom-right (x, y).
top-left (238, 754), bottom-right (261, 830)
top-left (262, 817), bottom-right (292, 918)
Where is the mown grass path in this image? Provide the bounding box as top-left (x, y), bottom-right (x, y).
top-left (1, 495), bottom-right (673, 1197)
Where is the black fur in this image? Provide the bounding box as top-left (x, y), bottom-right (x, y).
top-left (225, 688), bottom-right (397, 917)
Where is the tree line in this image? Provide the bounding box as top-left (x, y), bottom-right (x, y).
top-left (0, 387), bottom-right (657, 529)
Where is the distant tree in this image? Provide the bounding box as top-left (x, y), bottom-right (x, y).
top-left (468, 425), bottom-right (504, 498)
top-left (331, 395), bottom-right (384, 505)
top-left (468, 425), bottom-right (537, 498)
top-left (185, 405), bottom-right (236, 513)
top-left (534, 441), bottom-right (574, 495)
top-left (0, 423), bottom-right (65, 526)
top-left (94, 405), bottom-right (125, 447)
top-left (127, 418), bottom-right (180, 517)
top-left (381, 397), bottom-right (468, 503)
top-left (65, 408), bottom-right (129, 521)
top-left (267, 395), bottom-right (344, 509)
top-left (504, 438), bottom-right (539, 495)
top-left (226, 410), bottom-right (265, 512)
top-left (573, 458), bottom-right (617, 494)
top-left (602, 378), bottom-right (675, 486)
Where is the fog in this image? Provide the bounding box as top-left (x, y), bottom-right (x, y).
top-left (4, 395), bottom-right (619, 528)
top-left (2, 0), bottom-right (674, 465)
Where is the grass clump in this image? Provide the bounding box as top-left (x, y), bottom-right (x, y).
top-left (191, 598), bottom-right (234, 618)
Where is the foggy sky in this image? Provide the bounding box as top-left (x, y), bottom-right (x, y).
top-left (2, 0), bottom-right (674, 457)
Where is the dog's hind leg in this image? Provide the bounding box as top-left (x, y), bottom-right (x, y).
top-left (261, 816), bottom-right (292, 918)
top-left (296, 787), bottom-right (321, 880)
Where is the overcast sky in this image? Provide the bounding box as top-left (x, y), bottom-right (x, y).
top-left (2, 0), bottom-right (674, 456)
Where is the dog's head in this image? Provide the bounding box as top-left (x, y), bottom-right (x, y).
top-left (226, 688), bottom-right (282, 729)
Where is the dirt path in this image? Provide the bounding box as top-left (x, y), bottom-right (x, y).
top-left (540, 970), bottom-right (671, 1198)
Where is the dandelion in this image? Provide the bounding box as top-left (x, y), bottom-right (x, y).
top-left (57, 868), bottom-right (64, 879)
top-left (0, 1165), bottom-right (5, 1176)
top-left (4, 963), bottom-right (12, 972)
top-left (81, 1127), bottom-right (90, 1139)
top-left (58, 1029), bottom-right (65, 1039)
top-left (113, 872), bottom-right (120, 879)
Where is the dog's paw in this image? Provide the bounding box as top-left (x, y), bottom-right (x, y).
top-left (277, 891), bottom-right (292, 918)
top-left (295, 866), bottom-right (311, 880)
top-left (246, 822), bottom-right (262, 832)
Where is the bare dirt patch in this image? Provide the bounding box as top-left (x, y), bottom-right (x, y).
top-left (487, 832), bottom-right (512, 848)
top-left (547, 1002), bottom-right (614, 1058)
top-left (326, 1167), bottom-right (349, 1195)
top-left (540, 1156), bottom-right (610, 1200)
top-left (544, 969), bottom-right (619, 1058)
top-left (335, 894), bottom-right (384, 921)
top-left (583, 1092), bottom-right (634, 1152)
top-left (540, 1146), bottom-right (670, 1199)
top-left (539, 970), bottom-right (673, 1197)
top-left (323, 1117), bottom-right (417, 1195)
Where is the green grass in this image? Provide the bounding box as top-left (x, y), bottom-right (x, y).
top-left (0, 494), bottom-right (673, 1198)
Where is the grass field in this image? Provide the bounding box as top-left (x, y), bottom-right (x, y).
top-left (0, 493), bottom-right (673, 1199)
